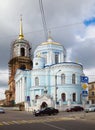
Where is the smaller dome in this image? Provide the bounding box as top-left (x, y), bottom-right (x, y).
top-left (33, 57), bottom-right (45, 69)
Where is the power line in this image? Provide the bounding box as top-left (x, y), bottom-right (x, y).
top-left (0, 21), bottom-right (83, 40)
top-left (39, 0), bottom-right (48, 40)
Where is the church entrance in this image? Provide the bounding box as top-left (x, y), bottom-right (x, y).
top-left (40, 102), bottom-right (48, 109)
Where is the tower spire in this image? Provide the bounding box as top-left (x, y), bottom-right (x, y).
top-left (19, 15), bottom-right (24, 39)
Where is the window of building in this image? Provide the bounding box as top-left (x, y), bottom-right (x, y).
top-left (21, 47), bottom-right (25, 56)
top-left (72, 74), bottom-right (76, 84)
top-left (92, 91), bottom-right (94, 96)
top-left (55, 52), bottom-right (59, 64)
top-left (92, 100), bottom-right (95, 104)
top-left (72, 93), bottom-right (76, 102)
top-left (61, 93), bottom-right (66, 102)
top-left (35, 77), bottom-right (39, 86)
top-left (35, 62), bottom-right (38, 65)
top-left (20, 64), bottom-right (26, 70)
top-left (44, 54), bottom-right (47, 64)
top-left (42, 52), bottom-right (47, 64)
top-left (91, 84), bottom-right (94, 89)
top-left (55, 75), bottom-right (57, 85)
top-left (25, 77), bottom-right (27, 86)
top-left (61, 74), bottom-right (65, 85)
top-left (35, 95), bottom-right (39, 99)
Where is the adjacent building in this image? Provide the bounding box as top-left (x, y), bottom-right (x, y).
top-left (88, 81), bottom-right (95, 104)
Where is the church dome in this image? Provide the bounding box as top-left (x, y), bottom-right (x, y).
top-left (34, 35), bottom-right (66, 67)
top-left (41, 37), bottom-right (61, 46)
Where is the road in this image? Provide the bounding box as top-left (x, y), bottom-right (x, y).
top-left (0, 109), bottom-right (95, 130)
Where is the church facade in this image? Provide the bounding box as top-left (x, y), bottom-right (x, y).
top-left (15, 34), bottom-right (84, 111)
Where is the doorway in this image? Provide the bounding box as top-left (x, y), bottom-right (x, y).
top-left (40, 102), bottom-right (48, 109)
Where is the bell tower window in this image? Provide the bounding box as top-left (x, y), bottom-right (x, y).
top-left (21, 47), bottom-right (25, 56)
top-left (20, 65), bottom-right (26, 70)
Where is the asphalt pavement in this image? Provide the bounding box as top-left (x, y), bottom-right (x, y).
top-left (63, 111), bottom-right (95, 122)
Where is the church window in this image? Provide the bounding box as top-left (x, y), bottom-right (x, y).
top-left (35, 95), bottom-right (39, 99)
top-left (25, 77), bottom-right (27, 85)
top-left (61, 74), bottom-right (65, 85)
top-left (20, 64), bottom-right (26, 70)
top-left (72, 74), bottom-right (76, 84)
top-left (42, 52), bottom-right (47, 64)
top-left (35, 62), bottom-right (38, 65)
top-left (55, 75), bottom-right (57, 85)
top-left (72, 93), bottom-right (76, 102)
top-left (35, 77), bottom-right (39, 86)
top-left (44, 54), bottom-right (47, 64)
top-left (61, 93), bottom-right (66, 102)
top-left (55, 53), bottom-right (59, 64)
top-left (21, 47), bottom-right (25, 56)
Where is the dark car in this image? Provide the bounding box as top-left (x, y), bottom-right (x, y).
top-left (66, 106), bottom-right (84, 112)
top-left (34, 107), bottom-right (59, 116)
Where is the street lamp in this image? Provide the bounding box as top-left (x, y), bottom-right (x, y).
top-left (55, 70), bottom-right (61, 108)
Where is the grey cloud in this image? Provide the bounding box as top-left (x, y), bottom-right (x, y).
top-left (0, 0), bottom-right (95, 89)
top-left (70, 39), bottom-right (95, 69)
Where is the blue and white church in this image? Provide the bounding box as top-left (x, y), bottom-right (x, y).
top-left (15, 32), bottom-right (84, 111)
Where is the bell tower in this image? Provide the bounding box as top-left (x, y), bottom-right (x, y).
top-left (5, 16), bottom-right (33, 106)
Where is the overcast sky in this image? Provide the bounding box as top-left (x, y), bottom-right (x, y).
top-left (0, 0), bottom-right (95, 99)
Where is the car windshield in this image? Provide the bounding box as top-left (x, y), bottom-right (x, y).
top-left (89, 105), bottom-right (95, 108)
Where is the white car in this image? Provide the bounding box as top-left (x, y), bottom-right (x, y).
top-left (0, 108), bottom-right (5, 113)
top-left (85, 105), bottom-right (95, 113)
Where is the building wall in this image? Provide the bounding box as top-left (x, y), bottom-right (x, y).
top-left (15, 62), bottom-right (84, 110)
top-left (88, 82), bottom-right (95, 104)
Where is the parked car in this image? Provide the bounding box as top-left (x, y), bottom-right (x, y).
top-left (34, 107), bottom-right (59, 116)
top-left (0, 108), bottom-right (5, 113)
top-left (66, 106), bottom-right (84, 112)
top-left (85, 105), bottom-right (95, 113)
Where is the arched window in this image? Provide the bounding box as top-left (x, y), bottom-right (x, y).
top-left (35, 95), bottom-right (39, 99)
top-left (20, 64), bottom-right (26, 70)
top-left (55, 52), bottom-right (59, 64)
top-left (61, 93), bottom-right (66, 102)
top-left (55, 75), bottom-right (57, 85)
top-left (61, 74), bottom-right (65, 85)
top-left (21, 47), bottom-right (25, 56)
top-left (35, 77), bottom-right (39, 86)
top-left (72, 74), bottom-right (76, 84)
top-left (72, 93), bottom-right (76, 102)
top-left (44, 53), bottom-right (47, 64)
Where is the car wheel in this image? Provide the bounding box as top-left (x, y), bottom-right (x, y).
top-left (48, 113), bottom-right (51, 116)
top-left (53, 113), bottom-right (56, 115)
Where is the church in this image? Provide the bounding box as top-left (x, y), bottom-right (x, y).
top-left (14, 18), bottom-right (84, 111)
top-left (6, 19), bottom-right (84, 111)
